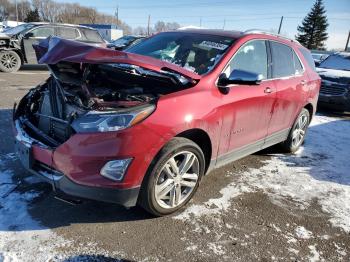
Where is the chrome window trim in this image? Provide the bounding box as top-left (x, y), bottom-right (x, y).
top-left (216, 38), bottom-right (306, 86)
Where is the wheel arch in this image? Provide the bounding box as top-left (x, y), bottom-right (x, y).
top-left (175, 128), bottom-right (212, 173)
top-left (304, 103), bottom-right (314, 122)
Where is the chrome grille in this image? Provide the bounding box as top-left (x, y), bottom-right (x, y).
top-left (320, 83), bottom-right (347, 96)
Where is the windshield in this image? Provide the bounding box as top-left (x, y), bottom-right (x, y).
top-left (127, 32), bottom-right (235, 75)
top-left (319, 53), bottom-right (350, 71)
top-left (4, 24), bottom-right (35, 35)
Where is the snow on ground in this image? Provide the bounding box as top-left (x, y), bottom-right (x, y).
top-left (176, 114), bottom-right (350, 233)
top-left (0, 154), bottom-right (121, 262)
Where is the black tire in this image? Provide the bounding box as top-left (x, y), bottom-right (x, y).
top-left (139, 137), bottom-right (205, 216)
top-left (0, 50), bottom-right (21, 73)
top-left (281, 108), bottom-right (310, 153)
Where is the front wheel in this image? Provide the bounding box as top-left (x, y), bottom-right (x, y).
top-left (139, 137), bottom-right (205, 216)
top-left (281, 108), bottom-right (310, 153)
top-left (0, 50), bottom-right (21, 73)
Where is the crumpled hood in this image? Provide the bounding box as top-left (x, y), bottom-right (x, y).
top-left (34, 36), bottom-right (201, 81)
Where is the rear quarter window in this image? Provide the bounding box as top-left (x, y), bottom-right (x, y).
top-left (80, 29), bottom-right (104, 43)
top-left (57, 27), bottom-right (79, 40)
top-left (299, 48), bottom-right (316, 71)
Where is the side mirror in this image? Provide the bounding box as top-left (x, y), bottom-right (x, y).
top-left (218, 69), bottom-right (263, 87)
top-left (24, 32), bottom-right (34, 38)
top-left (314, 60), bottom-right (320, 67)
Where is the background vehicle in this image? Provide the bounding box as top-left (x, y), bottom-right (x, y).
top-left (13, 30), bottom-right (320, 216)
top-left (0, 23), bottom-right (105, 73)
top-left (107, 35), bottom-right (145, 50)
top-left (317, 52), bottom-right (350, 111)
top-left (312, 53), bottom-right (329, 65)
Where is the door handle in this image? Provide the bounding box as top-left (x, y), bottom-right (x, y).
top-left (264, 87), bottom-right (273, 94)
top-left (301, 80), bottom-right (307, 85)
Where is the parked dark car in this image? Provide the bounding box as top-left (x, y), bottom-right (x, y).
top-left (317, 52), bottom-right (350, 111)
top-left (13, 29), bottom-right (320, 216)
top-left (0, 23), bottom-right (106, 72)
top-left (311, 52), bottom-right (329, 66)
top-left (107, 35), bottom-right (145, 50)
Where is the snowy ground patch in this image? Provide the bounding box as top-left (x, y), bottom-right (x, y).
top-left (176, 114), bottom-right (350, 232)
top-left (0, 154), bottom-right (121, 261)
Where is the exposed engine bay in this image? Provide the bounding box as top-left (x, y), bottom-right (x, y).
top-left (14, 61), bottom-right (195, 147)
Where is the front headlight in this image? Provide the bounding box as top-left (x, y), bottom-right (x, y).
top-left (71, 104), bottom-right (155, 133)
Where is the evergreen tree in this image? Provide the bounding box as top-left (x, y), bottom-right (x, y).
top-left (296, 0), bottom-right (329, 50)
top-left (24, 9), bottom-right (41, 23)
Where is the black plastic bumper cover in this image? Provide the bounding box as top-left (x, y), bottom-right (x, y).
top-left (26, 166), bottom-right (140, 207)
top-left (55, 175), bottom-right (140, 207)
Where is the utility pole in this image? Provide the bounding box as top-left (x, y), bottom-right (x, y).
top-left (15, 0), bottom-right (18, 24)
top-left (278, 16), bottom-right (284, 34)
top-left (199, 17), bottom-right (202, 27)
top-left (223, 19), bottom-right (226, 30)
top-left (147, 15), bottom-right (151, 36)
top-left (115, 5), bottom-right (119, 23)
top-left (345, 31), bottom-right (350, 51)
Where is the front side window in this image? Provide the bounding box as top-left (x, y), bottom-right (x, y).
top-left (270, 41), bottom-right (295, 78)
top-left (30, 27), bottom-right (54, 38)
top-left (225, 40), bottom-right (268, 79)
top-left (127, 32), bottom-right (236, 75)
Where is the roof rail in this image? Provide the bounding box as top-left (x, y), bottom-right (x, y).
top-left (243, 29), bottom-right (300, 44)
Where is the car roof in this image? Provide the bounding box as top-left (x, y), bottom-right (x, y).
top-left (174, 28), bottom-right (301, 47)
top-left (28, 22), bottom-right (95, 30)
top-left (175, 28), bottom-right (243, 39)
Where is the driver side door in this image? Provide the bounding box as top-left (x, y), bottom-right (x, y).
top-left (22, 26), bottom-right (55, 64)
top-left (216, 39), bottom-right (276, 166)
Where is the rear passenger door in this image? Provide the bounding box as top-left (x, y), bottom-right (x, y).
top-left (266, 41), bottom-right (308, 137)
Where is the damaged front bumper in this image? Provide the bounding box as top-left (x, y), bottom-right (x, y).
top-left (13, 118), bottom-right (140, 207)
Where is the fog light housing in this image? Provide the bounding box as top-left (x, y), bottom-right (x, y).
top-left (100, 159), bottom-right (132, 181)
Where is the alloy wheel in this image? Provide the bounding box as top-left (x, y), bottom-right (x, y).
top-left (292, 113), bottom-right (308, 147)
top-left (155, 151), bottom-right (199, 209)
top-left (0, 52), bottom-right (19, 70)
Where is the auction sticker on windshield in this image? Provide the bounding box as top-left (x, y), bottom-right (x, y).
top-left (199, 41), bottom-right (228, 50)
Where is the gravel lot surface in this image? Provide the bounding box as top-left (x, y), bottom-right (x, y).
top-left (0, 67), bottom-right (349, 261)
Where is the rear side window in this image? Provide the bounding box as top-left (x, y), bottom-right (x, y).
top-left (57, 27), bottom-right (79, 40)
top-left (299, 48), bottom-right (316, 71)
top-left (227, 40), bottom-right (268, 79)
top-left (270, 41), bottom-right (295, 78)
top-left (80, 29), bottom-right (104, 43)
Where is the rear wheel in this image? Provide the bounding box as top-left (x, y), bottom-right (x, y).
top-left (139, 137), bottom-right (205, 216)
top-left (0, 50), bottom-right (21, 73)
top-left (281, 108), bottom-right (310, 153)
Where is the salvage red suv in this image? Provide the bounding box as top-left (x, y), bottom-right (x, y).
top-left (13, 29), bottom-right (320, 216)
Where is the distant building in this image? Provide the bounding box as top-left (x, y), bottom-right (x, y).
top-left (80, 24), bottom-right (123, 42)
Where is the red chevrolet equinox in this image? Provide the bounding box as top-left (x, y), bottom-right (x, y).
top-left (13, 29), bottom-right (320, 216)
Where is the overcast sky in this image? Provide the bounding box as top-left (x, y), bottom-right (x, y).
top-left (57, 0), bottom-right (350, 50)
